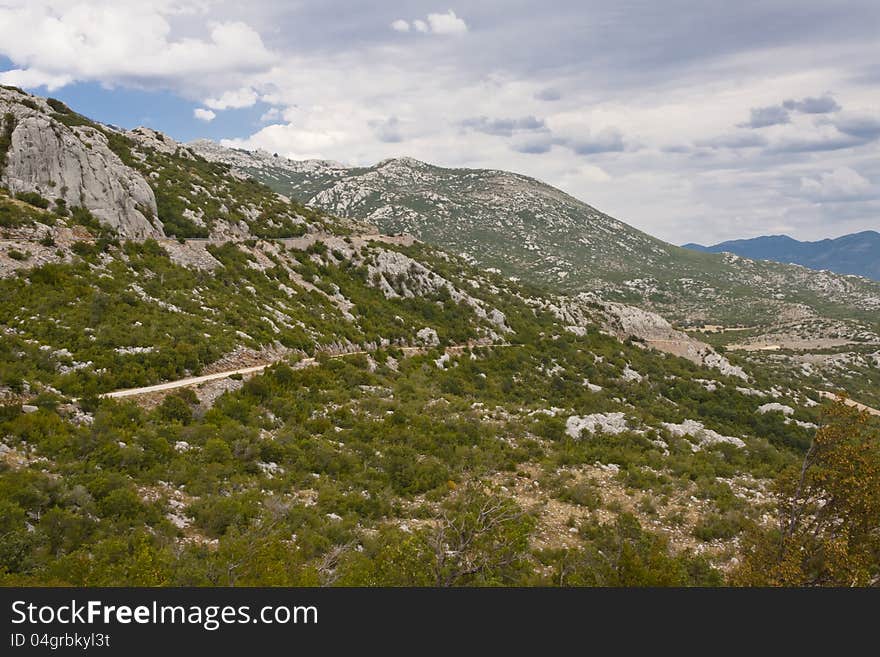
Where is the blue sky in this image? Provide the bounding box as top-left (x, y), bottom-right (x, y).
top-left (1, 1), bottom-right (878, 244)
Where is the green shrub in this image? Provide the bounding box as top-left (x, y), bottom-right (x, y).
top-left (693, 511), bottom-right (749, 541)
top-left (15, 191), bottom-right (50, 209)
top-left (0, 113), bottom-right (15, 175)
top-left (46, 98), bottom-right (73, 114)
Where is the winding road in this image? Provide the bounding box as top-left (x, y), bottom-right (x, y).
top-left (102, 343), bottom-right (499, 399)
top-left (101, 345), bottom-right (880, 419)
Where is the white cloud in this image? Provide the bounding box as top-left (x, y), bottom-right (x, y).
top-left (0, 2), bottom-right (276, 99)
top-left (204, 88), bottom-right (259, 110)
top-left (260, 107), bottom-right (282, 122)
top-left (193, 107), bottom-right (216, 122)
top-left (0, 67), bottom-right (72, 91)
top-left (800, 167), bottom-right (874, 201)
top-left (427, 10), bottom-right (468, 35)
top-left (395, 10), bottom-right (467, 36)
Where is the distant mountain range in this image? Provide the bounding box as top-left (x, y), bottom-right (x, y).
top-left (683, 231), bottom-right (880, 281)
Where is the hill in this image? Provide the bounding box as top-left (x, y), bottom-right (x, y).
top-left (0, 87), bottom-right (877, 587)
top-left (189, 142), bottom-right (880, 333)
top-left (684, 231), bottom-right (880, 281)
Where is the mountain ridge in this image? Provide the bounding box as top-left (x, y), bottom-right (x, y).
top-left (683, 231), bottom-right (880, 281)
top-left (189, 139), bottom-right (880, 331)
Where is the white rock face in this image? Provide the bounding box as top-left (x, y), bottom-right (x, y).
top-left (661, 419), bottom-right (746, 449)
top-left (416, 327), bottom-right (440, 346)
top-left (566, 412), bottom-right (635, 438)
top-left (368, 248), bottom-right (510, 332)
top-left (0, 90), bottom-right (162, 238)
top-left (757, 403), bottom-right (795, 416)
top-left (546, 293), bottom-right (747, 380)
top-left (622, 365), bottom-right (643, 382)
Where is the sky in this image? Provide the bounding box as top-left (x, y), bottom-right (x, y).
top-left (0, 1), bottom-right (878, 245)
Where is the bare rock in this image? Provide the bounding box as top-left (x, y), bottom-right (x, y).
top-left (1, 88), bottom-right (162, 239)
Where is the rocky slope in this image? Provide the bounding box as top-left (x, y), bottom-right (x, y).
top-left (1, 89), bottom-right (161, 238)
top-left (190, 142), bottom-right (880, 332)
top-left (1, 90), bottom-right (878, 588)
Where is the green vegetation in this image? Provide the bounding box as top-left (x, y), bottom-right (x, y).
top-left (0, 112), bottom-right (15, 176)
top-left (6, 248), bottom-right (28, 261)
top-left (14, 191), bottom-right (50, 209)
top-left (734, 404), bottom-right (880, 586)
top-left (1, 94), bottom-right (875, 587)
top-left (0, 247), bottom-right (850, 586)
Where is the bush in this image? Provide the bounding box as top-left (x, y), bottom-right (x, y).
top-left (46, 98), bottom-right (73, 114)
top-left (556, 480), bottom-right (602, 509)
top-left (0, 113), bottom-right (15, 175)
top-left (157, 394), bottom-right (193, 424)
top-left (14, 191), bottom-right (50, 209)
top-left (693, 511), bottom-right (749, 541)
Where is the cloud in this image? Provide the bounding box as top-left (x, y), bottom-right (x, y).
top-left (832, 113), bottom-right (880, 140)
top-left (765, 114), bottom-right (880, 153)
top-left (534, 88), bottom-right (562, 101)
top-left (565, 128), bottom-right (626, 154)
top-left (460, 115), bottom-right (546, 137)
top-left (459, 115), bottom-right (627, 156)
top-left (697, 132), bottom-right (768, 149)
top-left (741, 105), bottom-right (790, 128)
top-left (0, 67), bottom-right (72, 91)
top-left (370, 116), bottom-right (404, 143)
top-left (260, 107), bottom-right (282, 122)
top-left (769, 133), bottom-right (863, 153)
top-left (800, 167), bottom-right (874, 202)
top-left (204, 88), bottom-right (259, 110)
top-left (193, 108), bottom-right (216, 122)
top-left (512, 135), bottom-right (555, 154)
top-left (427, 10), bottom-right (468, 35)
top-left (394, 10), bottom-right (467, 36)
top-left (783, 94), bottom-right (841, 113)
top-left (0, 3), bottom-right (276, 99)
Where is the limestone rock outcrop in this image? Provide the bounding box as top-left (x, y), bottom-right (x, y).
top-left (0, 88), bottom-right (162, 239)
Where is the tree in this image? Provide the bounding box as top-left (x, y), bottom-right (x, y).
top-left (733, 402), bottom-right (880, 586)
top-left (334, 488), bottom-right (534, 587)
top-left (157, 394), bottom-right (193, 424)
top-left (424, 488), bottom-right (534, 586)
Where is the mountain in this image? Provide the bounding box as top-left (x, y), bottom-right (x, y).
top-left (189, 142), bottom-right (880, 334)
top-left (1, 87), bottom-right (878, 588)
top-left (683, 231), bottom-right (880, 281)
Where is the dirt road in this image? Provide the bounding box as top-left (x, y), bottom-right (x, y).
top-left (102, 343), bottom-right (505, 399)
top-left (817, 390), bottom-right (880, 417)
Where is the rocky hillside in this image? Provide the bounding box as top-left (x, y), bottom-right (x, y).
top-left (1, 86), bottom-right (356, 243)
top-left (1, 89), bottom-right (877, 588)
top-left (190, 142), bottom-right (880, 333)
